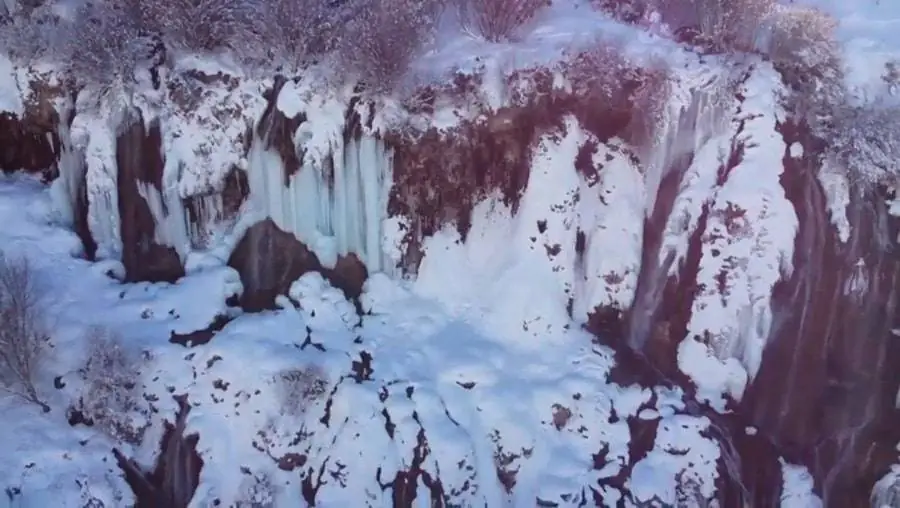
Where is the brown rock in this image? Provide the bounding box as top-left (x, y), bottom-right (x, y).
top-left (115, 111), bottom-right (184, 283)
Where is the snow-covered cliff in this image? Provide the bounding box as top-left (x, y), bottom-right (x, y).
top-left (1, 0), bottom-right (899, 507)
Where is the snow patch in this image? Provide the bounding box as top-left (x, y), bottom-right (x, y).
top-left (818, 159), bottom-right (852, 243)
top-left (678, 63), bottom-right (798, 407)
top-left (0, 53), bottom-right (23, 115)
top-left (780, 460), bottom-right (823, 508)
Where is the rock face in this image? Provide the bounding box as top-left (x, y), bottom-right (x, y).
top-left (7, 53), bottom-right (900, 506)
top-left (0, 111), bottom-right (58, 173)
top-left (115, 112), bottom-right (184, 283)
top-left (228, 218), bottom-right (368, 311)
top-left (115, 397), bottom-right (203, 508)
top-left (741, 123), bottom-right (900, 505)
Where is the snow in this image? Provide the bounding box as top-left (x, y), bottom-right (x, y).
top-left (415, 117), bottom-right (645, 346)
top-left (0, 53), bottom-right (23, 115)
top-left (779, 460), bottom-right (823, 508)
top-left (628, 415), bottom-right (720, 505)
top-left (163, 55), bottom-right (269, 200)
top-left (3, 0), bottom-right (898, 504)
top-left (676, 63), bottom-right (798, 407)
top-left (873, 465), bottom-right (900, 508)
top-left (0, 167), bottom-right (728, 505)
top-left (817, 159), bottom-right (852, 243)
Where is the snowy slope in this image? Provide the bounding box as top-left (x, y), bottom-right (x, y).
top-left (0, 173), bottom-right (742, 506)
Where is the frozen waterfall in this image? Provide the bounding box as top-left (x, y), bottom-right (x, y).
top-left (246, 118), bottom-right (393, 272)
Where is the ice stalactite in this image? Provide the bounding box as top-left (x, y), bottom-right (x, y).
top-left (246, 86), bottom-right (393, 273)
top-left (50, 97), bottom-right (84, 227)
top-left (184, 193), bottom-right (227, 250)
top-left (136, 180), bottom-right (190, 260)
top-left (70, 104), bottom-right (123, 261)
top-left (49, 96), bottom-right (97, 258)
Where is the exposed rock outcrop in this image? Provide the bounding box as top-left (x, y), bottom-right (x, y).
top-left (228, 218), bottom-right (368, 312)
top-left (3, 47), bottom-right (898, 507)
top-left (115, 112), bottom-right (184, 283)
top-left (115, 397), bottom-right (203, 508)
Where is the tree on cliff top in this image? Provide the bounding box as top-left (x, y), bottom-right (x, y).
top-left (457, 0), bottom-right (550, 42)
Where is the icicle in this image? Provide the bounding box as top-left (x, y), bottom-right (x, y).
top-left (76, 112), bottom-right (122, 260)
top-left (50, 98), bottom-right (84, 227)
top-left (136, 181), bottom-right (190, 259)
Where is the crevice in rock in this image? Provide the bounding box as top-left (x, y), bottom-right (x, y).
top-left (169, 314), bottom-right (233, 347)
top-left (115, 396), bottom-right (203, 508)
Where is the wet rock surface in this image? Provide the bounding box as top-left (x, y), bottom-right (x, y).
top-left (115, 397), bottom-right (202, 508)
top-left (228, 218), bottom-right (368, 312)
top-left (115, 111), bottom-right (184, 283)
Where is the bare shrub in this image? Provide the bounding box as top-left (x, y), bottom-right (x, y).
top-left (338, 0), bottom-right (443, 92)
top-left (275, 365), bottom-right (327, 416)
top-left (77, 326), bottom-right (149, 444)
top-left (649, 0), bottom-right (775, 51)
top-left (457, 0), bottom-right (549, 42)
top-left (592, 0), bottom-right (652, 24)
top-left (60, 1), bottom-right (150, 91)
top-left (564, 41), bottom-right (672, 144)
top-left (242, 0), bottom-right (358, 72)
top-left (0, 252), bottom-right (50, 411)
top-left (566, 43), bottom-right (636, 106)
top-left (143, 0), bottom-right (248, 53)
top-left (826, 103), bottom-right (900, 187)
top-left (236, 471), bottom-right (276, 508)
top-left (674, 471), bottom-right (710, 507)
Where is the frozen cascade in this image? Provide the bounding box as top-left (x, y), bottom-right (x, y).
top-left (136, 181), bottom-right (190, 259)
top-left (184, 193), bottom-right (227, 250)
top-left (641, 67), bottom-right (730, 218)
top-left (246, 124), bottom-right (393, 272)
top-left (70, 109), bottom-right (122, 260)
top-left (49, 97), bottom-right (85, 228)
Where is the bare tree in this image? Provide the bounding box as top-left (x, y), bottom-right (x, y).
top-left (827, 102), bottom-right (900, 187)
top-left (59, 1), bottom-right (150, 92)
top-left (457, 0), bottom-right (549, 42)
top-left (338, 0), bottom-right (444, 92)
top-left (0, 2), bottom-right (65, 62)
top-left (144, 0), bottom-right (248, 53)
top-left (763, 4), bottom-right (843, 132)
top-left (647, 0), bottom-right (775, 51)
top-left (78, 326), bottom-right (149, 444)
top-left (0, 252), bottom-right (50, 411)
top-left (241, 0), bottom-right (357, 72)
